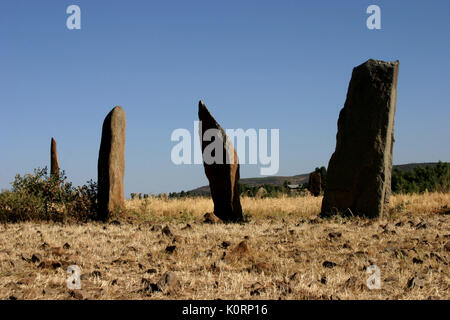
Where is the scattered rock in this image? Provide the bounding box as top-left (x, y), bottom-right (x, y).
top-left (395, 221), bottom-right (404, 227)
top-left (384, 276), bottom-right (398, 283)
top-left (31, 253), bottom-right (42, 263)
top-left (17, 278), bottom-right (33, 286)
top-left (444, 241), bottom-right (450, 252)
top-left (151, 225), bottom-right (162, 232)
top-left (276, 281), bottom-right (292, 295)
top-left (109, 220), bottom-right (121, 226)
top-left (51, 247), bottom-right (64, 256)
top-left (344, 276), bottom-right (358, 289)
top-left (322, 261), bottom-right (337, 268)
top-left (252, 262), bottom-right (273, 273)
top-left (203, 212), bottom-right (222, 224)
top-left (162, 225), bottom-right (173, 237)
top-left (157, 272), bottom-right (180, 295)
top-left (146, 268), bottom-right (157, 274)
top-left (63, 243), bottom-right (71, 250)
top-left (249, 282), bottom-right (265, 296)
top-left (231, 240), bottom-right (251, 257)
top-left (69, 290), bottom-right (83, 300)
top-left (412, 257), bottom-right (423, 264)
top-left (165, 246), bottom-right (176, 254)
top-left (416, 220), bottom-right (428, 229)
top-left (220, 241), bottom-right (231, 249)
top-left (20, 254), bottom-right (31, 263)
top-left (407, 276), bottom-right (425, 289)
top-left (320, 276), bottom-right (327, 284)
top-left (91, 270), bottom-right (102, 278)
top-left (38, 261), bottom-right (62, 269)
top-left (289, 272), bottom-right (301, 281)
top-left (181, 224), bottom-right (192, 230)
top-left (328, 232), bottom-right (342, 240)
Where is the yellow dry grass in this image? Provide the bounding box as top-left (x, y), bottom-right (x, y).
top-left (0, 192), bottom-right (448, 300)
top-left (125, 192), bottom-right (449, 222)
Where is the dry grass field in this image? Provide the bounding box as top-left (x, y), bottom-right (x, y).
top-left (0, 192), bottom-right (448, 300)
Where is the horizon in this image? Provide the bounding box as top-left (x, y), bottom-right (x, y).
top-left (1, 0), bottom-right (450, 195)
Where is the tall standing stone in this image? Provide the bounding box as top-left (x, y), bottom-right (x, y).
top-left (97, 106), bottom-right (126, 221)
top-left (50, 137), bottom-right (60, 179)
top-left (321, 59), bottom-right (399, 218)
top-left (308, 171), bottom-right (321, 197)
top-left (198, 101), bottom-right (243, 222)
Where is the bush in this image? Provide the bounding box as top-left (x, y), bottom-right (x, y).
top-left (0, 167), bottom-right (98, 223)
top-left (65, 179), bottom-right (98, 222)
top-left (0, 190), bottom-right (45, 222)
top-left (392, 162), bottom-right (449, 194)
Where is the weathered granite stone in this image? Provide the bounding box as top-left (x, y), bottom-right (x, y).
top-left (50, 138), bottom-right (60, 179)
top-left (198, 101), bottom-right (243, 222)
top-left (308, 171), bottom-right (322, 197)
top-left (255, 187), bottom-right (268, 199)
top-left (97, 106), bottom-right (126, 221)
top-left (321, 59), bottom-right (399, 218)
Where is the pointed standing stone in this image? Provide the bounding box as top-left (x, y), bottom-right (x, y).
top-left (321, 59), bottom-right (399, 218)
top-left (308, 171), bottom-right (321, 197)
top-left (198, 101), bottom-right (243, 222)
top-left (50, 138), bottom-right (60, 179)
top-left (97, 106), bottom-right (126, 221)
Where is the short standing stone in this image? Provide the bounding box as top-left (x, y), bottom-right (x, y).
top-left (97, 106), bottom-right (126, 221)
top-left (308, 171), bottom-right (321, 197)
top-left (321, 59), bottom-right (399, 218)
top-left (50, 138), bottom-right (60, 179)
top-left (255, 187), bottom-right (268, 199)
top-left (198, 101), bottom-right (243, 222)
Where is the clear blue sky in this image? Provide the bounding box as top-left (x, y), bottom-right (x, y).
top-left (1, 0), bottom-right (449, 195)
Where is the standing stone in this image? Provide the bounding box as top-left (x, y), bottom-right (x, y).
top-left (255, 187), bottom-right (268, 199)
top-left (50, 138), bottom-right (60, 179)
top-left (198, 101), bottom-right (243, 222)
top-left (97, 106), bottom-right (126, 221)
top-left (308, 171), bottom-right (321, 197)
top-left (321, 59), bottom-right (399, 218)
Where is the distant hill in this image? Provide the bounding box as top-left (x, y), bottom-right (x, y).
top-left (188, 162), bottom-right (444, 195)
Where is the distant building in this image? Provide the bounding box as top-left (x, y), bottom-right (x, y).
top-left (287, 184), bottom-right (300, 193)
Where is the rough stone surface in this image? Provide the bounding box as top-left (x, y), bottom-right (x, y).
top-left (50, 138), bottom-right (60, 178)
top-left (308, 171), bottom-right (322, 197)
top-left (97, 106), bottom-right (126, 221)
top-left (198, 101), bottom-right (243, 222)
top-left (255, 187), bottom-right (268, 199)
top-left (321, 59), bottom-right (399, 218)
top-left (157, 271), bottom-right (180, 294)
